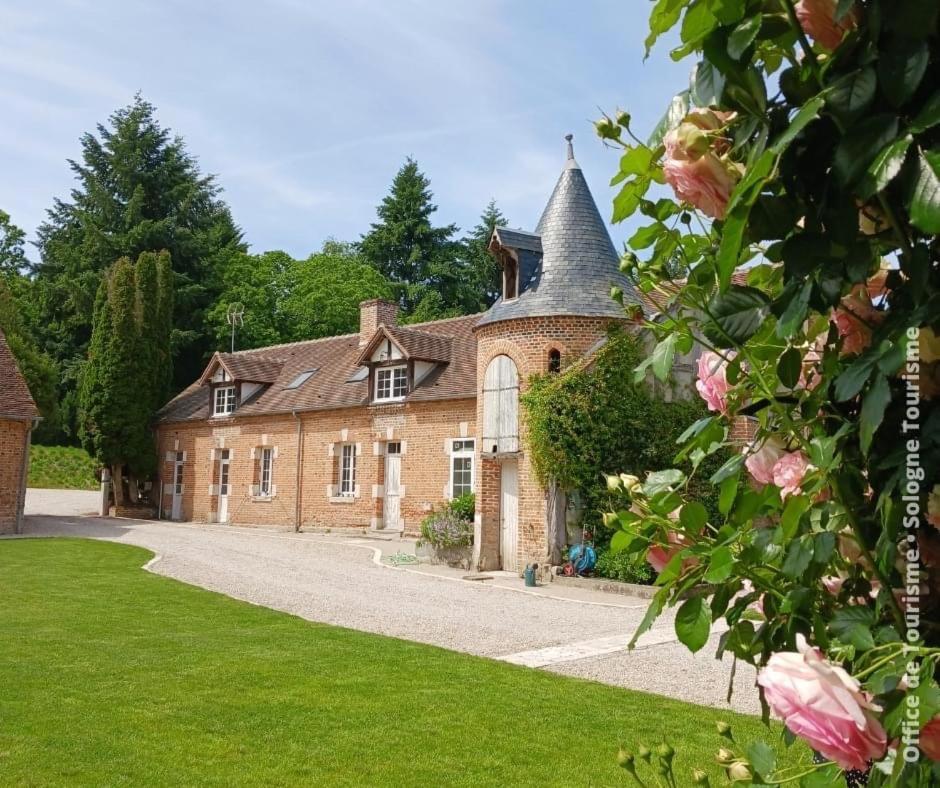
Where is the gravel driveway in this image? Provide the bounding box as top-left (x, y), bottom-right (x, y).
top-left (15, 489), bottom-right (759, 713)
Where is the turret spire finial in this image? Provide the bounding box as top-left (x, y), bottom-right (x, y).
top-left (565, 133), bottom-right (574, 160)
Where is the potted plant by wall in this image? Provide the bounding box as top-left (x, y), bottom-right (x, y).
top-left (418, 494), bottom-right (474, 569)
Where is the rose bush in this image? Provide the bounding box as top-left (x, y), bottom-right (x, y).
top-left (600, 0), bottom-right (939, 784)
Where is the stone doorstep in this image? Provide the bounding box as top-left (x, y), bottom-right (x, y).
top-left (549, 572), bottom-right (658, 599)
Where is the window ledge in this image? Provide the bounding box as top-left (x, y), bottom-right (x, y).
top-left (250, 495), bottom-right (274, 502)
top-left (328, 495), bottom-right (359, 504)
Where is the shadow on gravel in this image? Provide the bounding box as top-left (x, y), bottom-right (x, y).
top-left (13, 516), bottom-right (138, 541)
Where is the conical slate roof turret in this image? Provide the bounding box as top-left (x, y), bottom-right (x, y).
top-left (477, 134), bottom-right (642, 327)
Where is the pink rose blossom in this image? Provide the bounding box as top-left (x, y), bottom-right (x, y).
top-left (695, 351), bottom-right (732, 415)
top-left (744, 437), bottom-right (787, 485)
top-left (921, 716), bottom-right (940, 762)
top-left (773, 451), bottom-right (810, 499)
top-left (757, 635), bottom-right (887, 771)
top-left (662, 109), bottom-right (739, 219)
top-left (662, 153), bottom-right (737, 220)
top-left (795, 0), bottom-right (857, 50)
top-left (822, 575), bottom-right (844, 595)
top-left (647, 530), bottom-right (692, 573)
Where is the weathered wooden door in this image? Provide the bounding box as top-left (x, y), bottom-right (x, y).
top-left (483, 355), bottom-right (519, 454)
top-left (218, 449), bottom-right (231, 523)
top-left (384, 442), bottom-right (401, 530)
top-left (500, 459), bottom-right (519, 571)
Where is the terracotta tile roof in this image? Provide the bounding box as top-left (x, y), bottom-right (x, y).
top-left (357, 325), bottom-right (453, 365)
top-left (0, 329), bottom-right (39, 420)
top-left (157, 313), bottom-right (481, 424)
top-left (197, 352), bottom-right (284, 385)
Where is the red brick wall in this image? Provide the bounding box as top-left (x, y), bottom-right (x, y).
top-left (474, 315), bottom-right (626, 571)
top-left (156, 398), bottom-right (476, 536)
top-left (0, 419), bottom-right (29, 534)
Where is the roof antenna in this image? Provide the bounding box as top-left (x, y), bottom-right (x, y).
top-left (226, 303), bottom-right (244, 354)
top-left (565, 133), bottom-right (574, 160)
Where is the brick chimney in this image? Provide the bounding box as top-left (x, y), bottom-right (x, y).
top-left (359, 299), bottom-right (398, 346)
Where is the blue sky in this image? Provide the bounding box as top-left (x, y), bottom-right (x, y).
top-left (0, 0), bottom-right (689, 259)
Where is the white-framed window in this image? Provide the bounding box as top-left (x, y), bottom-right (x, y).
top-left (339, 443), bottom-right (356, 496)
top-left (450, 438), bottom-right (475, 498)
top-left (375, 365), bottom-right (408, 402)
top-left (259, 447), bottom-right (273, 496)
top-left (213, 385), bottom-right (237, 416)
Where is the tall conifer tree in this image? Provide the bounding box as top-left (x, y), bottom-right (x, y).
top-left (461, 200), bottom-right (507, 310)
top-left (359, 158), bottom-right (460, 314)
top-left (35, 95), bottom-right (244, 438)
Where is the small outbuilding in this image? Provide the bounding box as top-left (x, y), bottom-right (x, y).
top-left (0, 328), bottom-right (40, 534)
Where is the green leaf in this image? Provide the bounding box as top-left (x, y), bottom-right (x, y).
top-left (716, 208), bottom-right (747, 291)
top-left (831, 607), bottom-right (876, 651)
top-left (746, 740), bottom-right (777, 781)
top-left (908, 147), bottom-right (940, 234)
top-left (679, 501), bottom-right (708, 531)
top-left (833, 348), bottom-right (879, 401)
top-left (680, 0), bottom-right (718, 45)
top-left (691, 60), bottom-right (725, 107)
top-left (727, 14), bottom-right (760, 59)
top-left (826, 68), bottom-right (876, 124)
top-left (612, 177), bottom-right (651, 224)
top-left (718, 475), bottom-right (738, 515)
top-left (610, 529), bottom-right (632, 554)
top-left (651, 333), bottom-right (678, 382)
top-left (703, 286), bottom-right (771, 347)
top-left (782, 536), bottom-right (813, 578)
top-left (771, 94), bottom-right (826, 154)
top-left (859, 373), bottom-right (891, 455)
top-left (711, 453), bottom-right (744, 484)
top-left (645, 0), bottom-right (686, 56)
top-left (833, 114), bottom-right (899, 187)
top-left (628, 223), bottom-right (664, 250)
top-left (619, 145), bottom-right (655, 177)
top-left (776, 347), bottom-right (803, 390)
top-left (647, 91), bottom-right (690, 147)
top-left (643, 468), bottom-right (685, 496)
top-left (859, 136), bottom-right (912, 199)
top-left (780, 495), bottom-right (810, 540)
top-left (675, 596), bottom-right (711, 653)
top-left (878, 40), bottom-right (929, 108)
top-left (629, 586), bottom-right (669, 647)
top-left (775, 279), bottom-right (812, 339)
top-left (910, 90), bottom-right (940, 134)
top-left (704, 546), bottom-right (734, 583)
top-left (813, 532), bottom-right (836, 564)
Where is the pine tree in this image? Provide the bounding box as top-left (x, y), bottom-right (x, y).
top-left (35, 95), bottom-right (244, 438)
top-left (461, 200), bottom-right (507, 310)
top-left (359, 158), bottom-right (460, 314)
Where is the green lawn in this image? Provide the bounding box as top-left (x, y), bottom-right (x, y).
top-left (28, 444), bottom-right (98, 490)
top-left (0, 539), bottom-right (800, 786)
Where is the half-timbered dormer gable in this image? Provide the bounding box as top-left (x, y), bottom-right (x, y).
top-left (355, 325), bottom-right (453, 405)
top-left (198, 352), bottom-right (284, 418)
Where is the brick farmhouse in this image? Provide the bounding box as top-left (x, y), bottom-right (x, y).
top-left (0, 328), bottom-right (40, 534)
top-left (156, 138), bottom-right (702, 571)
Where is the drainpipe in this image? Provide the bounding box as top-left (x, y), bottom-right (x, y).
top-left (12, 416), bottom-right (40, 535)
top-left (293, 410), bottom-right (304, 532)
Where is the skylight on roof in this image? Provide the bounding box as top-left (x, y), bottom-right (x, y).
top-left (346, 367), bottom-right (369, 383)
top-left (285, 369), bottom-right (317, 389)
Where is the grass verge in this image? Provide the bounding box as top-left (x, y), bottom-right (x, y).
top-left (0, 538), bottom-right (804, 786)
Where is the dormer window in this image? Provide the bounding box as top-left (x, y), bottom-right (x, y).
top-left (375, 365), bottom-right (408, 402)
top-left (213, 385), bottom-right (236, 416)
top-left (503, 256), bottom-right (518, 300)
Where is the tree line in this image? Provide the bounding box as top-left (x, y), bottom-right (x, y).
top-left (0, 95), bottom-right (508, 451)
